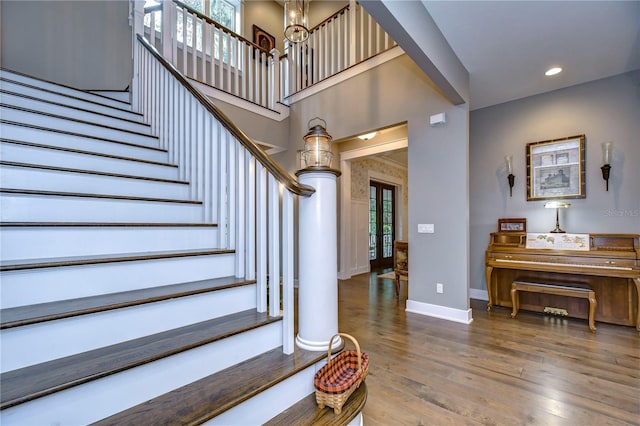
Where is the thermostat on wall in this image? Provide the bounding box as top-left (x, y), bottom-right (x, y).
top-left (430, 112), bottom-right (446, 126)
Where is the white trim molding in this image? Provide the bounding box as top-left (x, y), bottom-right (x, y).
top-left (338, 137), bottom-right (409, 280)
top-left (189, 79), bottom-right (289, 121)
top-left (405, 299), bottom-right (474, 325)
top-left (284, 46), bottom-right (404, 105)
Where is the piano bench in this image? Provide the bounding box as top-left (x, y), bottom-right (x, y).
top-left (510, 281), bottom-right (597, 332)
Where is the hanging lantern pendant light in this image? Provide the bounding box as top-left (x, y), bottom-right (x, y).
top-left (284, 0), bottom-right (309, 43)
top-left (302, 117), bottom-right (333, 168)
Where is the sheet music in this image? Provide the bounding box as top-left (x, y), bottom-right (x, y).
top-left (525, 233), bottom-right (590, 250)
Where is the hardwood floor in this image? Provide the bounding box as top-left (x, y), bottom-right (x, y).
top-left (337, 271), bottom-right (640, 425)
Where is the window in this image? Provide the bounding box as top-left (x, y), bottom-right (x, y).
top-left (144, 0), bottom-right (241, 39)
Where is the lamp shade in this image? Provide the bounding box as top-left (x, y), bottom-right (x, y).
top-left (302, 118), bottom-right (332, 167)
top-left (284, 0), bottom-right (309, 43)
top-left (544, 201), bottom-right (570, 209)
top-left (601, 142), bottom-right (612, 165)
top-left (504, 155), bottom-right (513, 174)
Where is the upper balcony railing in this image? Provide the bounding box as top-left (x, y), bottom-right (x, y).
top-left (281, 2), bottom-right (397, 99)
top-left (143, 0), bottom-right (397, 109)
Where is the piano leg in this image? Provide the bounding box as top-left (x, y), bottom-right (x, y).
top-left (634, 278), bottom-right (640, 331)
top-left (510, 285), bottom-right (519, 318)
top-left (485, 266), bottom-right (494, 311)
top-left (587, 290), bottom-right (597, 333)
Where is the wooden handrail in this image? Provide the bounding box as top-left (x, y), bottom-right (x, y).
top-left (171, 0), bottom-right (274, 56)
top-left (136, 34), bottom-right (315, 197)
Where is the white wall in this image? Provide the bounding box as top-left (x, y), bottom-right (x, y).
top-left (1, 0), bottom-right (132, 90)
top-left (470, 71), bottom-right (640, 294)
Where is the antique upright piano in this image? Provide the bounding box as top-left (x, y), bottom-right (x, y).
top-left (485, 232), bottom-right (640, 330)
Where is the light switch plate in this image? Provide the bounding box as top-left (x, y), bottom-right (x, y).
top-left (418, 224), bottom-right (435, 233)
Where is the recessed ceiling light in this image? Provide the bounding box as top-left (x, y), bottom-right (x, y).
top-left (545, 67), bottom-right (563, 76)
top-left (358, 132), bottom-right (377, 141)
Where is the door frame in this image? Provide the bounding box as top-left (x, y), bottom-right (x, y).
top-left (338, 137), bottom-right (408, 279)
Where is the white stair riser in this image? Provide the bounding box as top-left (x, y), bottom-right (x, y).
top-left (0, 122), bottom-right (168, 163)
top-left (0, 70), bottom-right (132, 111)
top-left (1, 193), bottom-right (203, 224)
top-left (1, 92), bottom-right (150, 134)
top-left (0, 142), bottom-right (179, 180)
top-left (1, 166), bottom-right (190, 200)
top-left (206, 359), bottom-right (325, 425)
top-left (0, 322), bottom-right (283, 426)
top-left (0, 253), bottom-right (235, 308)
top-left (0, 107), bottom-right (158, 147)
top-left (1, 284), bottom-right (257, 372)
top-left (0, 80), bottom-right (141, 122)
top-left (90, 90), bottom-right (131, 103)
top-left (1, 226), bottom-right (218, 261)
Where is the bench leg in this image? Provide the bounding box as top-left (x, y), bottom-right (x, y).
top-left (510, 286), bottom-right (519, 318)
top-left (394, 274), bottom-right (400, 297)
top-left (588, 291), bottom-right (597, 332)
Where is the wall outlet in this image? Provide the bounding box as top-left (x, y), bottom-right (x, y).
top-left (436, 283), bottom-right (444, 294)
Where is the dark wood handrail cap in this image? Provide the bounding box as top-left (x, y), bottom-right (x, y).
top-left (295, 166), bottom-right (342, 178)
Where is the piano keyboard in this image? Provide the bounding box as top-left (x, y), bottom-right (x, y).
top-left (494, 258), bottom-right (633, 271)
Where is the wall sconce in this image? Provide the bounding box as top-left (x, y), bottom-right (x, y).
top-left (544, 200), bottom-right (570, 233)
top-left (301, 117), bottom-right (333, 168)
top-left (505, 155), bottom-right (515, 197)
top-left (600, 142), bottom-right (612, 191)
top-left (284, 0), bottom-right (309, 43)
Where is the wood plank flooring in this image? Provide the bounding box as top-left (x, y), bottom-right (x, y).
top-left (338, 271), bottom-right (639, 426)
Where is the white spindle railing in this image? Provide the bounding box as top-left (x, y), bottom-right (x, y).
top-left (144, 0), bottom-right (279, 110)
top-left (281, 0), bottom-right (397, 99)
top-left (134, 34), bottom-right (314, 354)
top-left (144, 0), bottom-right (396, 107)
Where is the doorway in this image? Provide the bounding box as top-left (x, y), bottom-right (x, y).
top-left (369, 181), bottom-right (395, 269)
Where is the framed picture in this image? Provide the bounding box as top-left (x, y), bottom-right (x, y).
top-left (252, 25), bottom-right (275, 53)
top-left (498, 218), bottom-right (527, 232)
top-left (526, 135), bottom-right (586, 201)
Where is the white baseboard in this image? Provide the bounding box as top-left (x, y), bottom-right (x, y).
top-left (405, 299), bottom-right (473, 325)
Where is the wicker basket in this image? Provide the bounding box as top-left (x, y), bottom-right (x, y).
top-left (313, 333), bottom-right (369, 414)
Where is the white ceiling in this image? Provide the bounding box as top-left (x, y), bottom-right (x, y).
top-left (422, 1), bottom-right (640, 110)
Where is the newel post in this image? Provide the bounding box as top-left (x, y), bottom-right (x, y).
top-left (295, 119), bottom-right (342, 351)
top-left (349, 0), bottom-right (357, 67)
top-left (161, 0), bottom-right (175, 62)
top-left (296, 168), bottom-right (342, 351)
top-left (269, 48), bottom-right (281, 109)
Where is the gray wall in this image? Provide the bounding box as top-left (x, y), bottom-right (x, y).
top-left (285, 53), bottom-right (470, 312)
top-left (1, 0), bottom-right (132, 90)
top-left (212, 98), bottom-right (290, 151)
top-left (470, 71), bottom-right (640, 293)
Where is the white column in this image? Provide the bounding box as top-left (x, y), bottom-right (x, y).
top-left (296, 168), bottom-right (342, 352)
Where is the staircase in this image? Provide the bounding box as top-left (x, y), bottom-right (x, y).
top-left (0, 68), bottom-right (364, 425)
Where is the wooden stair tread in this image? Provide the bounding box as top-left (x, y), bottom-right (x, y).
top-left (0, 222), bottom-right (218, 227)
top-left (0, 139), bottom-right (174, 167)
top-left (0, 73), bottom-right (134, 110)
top-left (0, 104), bottom-right (154, 139)
top-left (0, 188), bottom-right (200, 204)
top-left (0, 122), bottom-right (166, 152)
top-left (1, 276), bottom-right (254, 329)
top-left (0, 160), bottom-right (189, 184)
top-left (91, 346), bottom-right (335, 426)
top-left (0, 309), bottom-right (279, 409)
top-left (0, 248), bottom-right (234, 271)
top-left (264, 382), bottom-right (368, 426)
top-left (0, 88), bottom-right (145, 126)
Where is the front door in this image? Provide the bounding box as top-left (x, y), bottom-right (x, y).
top-left (369, 181), bottom-right (395, 269)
